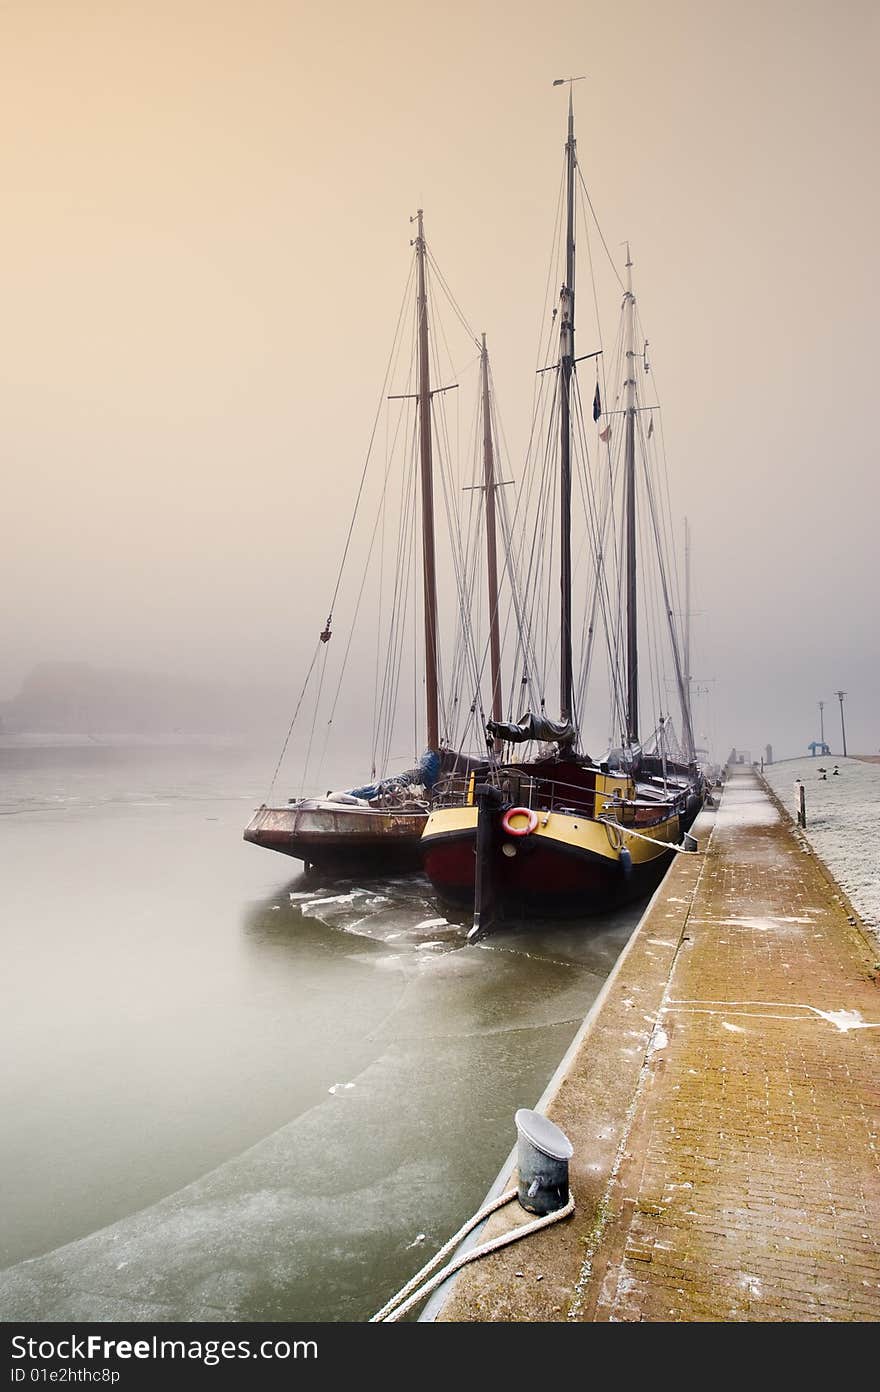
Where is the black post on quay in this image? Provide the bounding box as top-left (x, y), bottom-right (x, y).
top-left (835, 689), bottom-right (848, 757)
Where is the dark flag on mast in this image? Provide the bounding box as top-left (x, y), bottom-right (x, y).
top-left (592, 382), bottom-right (601, 421)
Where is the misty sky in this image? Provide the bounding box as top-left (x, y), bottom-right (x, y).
top-left (2, 0), bottom-right (878, 761)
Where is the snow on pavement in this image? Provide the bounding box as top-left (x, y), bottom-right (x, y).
top-left (763, 756), bottom-right (880, 937)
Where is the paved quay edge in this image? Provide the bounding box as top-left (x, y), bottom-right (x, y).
top-left (437, 768), bottom-right (880, 1321)
top-left (433, 799), bottom-right (717, 1321)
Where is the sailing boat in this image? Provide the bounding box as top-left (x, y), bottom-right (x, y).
top-left (420, 92), bottom-right (704, 931)
top-left (244, 213), bottom-right (501, 875)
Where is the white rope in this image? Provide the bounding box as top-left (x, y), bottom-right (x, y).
top-left (596, 816), bottom-right (700, 853)
top-left (370, 1189), bottom-right (575, 1323)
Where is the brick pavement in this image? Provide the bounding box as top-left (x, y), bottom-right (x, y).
top-left (439, 767), bottom-right (880, 1322)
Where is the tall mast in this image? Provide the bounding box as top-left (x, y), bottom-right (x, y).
top-left (624, 245), bottom-right (638, 745)
top-left (559, 90), bottom-right (576, 724)
top-left (481, 334), bottom-right (503, 750)
top-left (414, 209), bottom-right (440, 751)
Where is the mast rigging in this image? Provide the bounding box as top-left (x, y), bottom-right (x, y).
top-left (414, 210), bottom-right (440, 750)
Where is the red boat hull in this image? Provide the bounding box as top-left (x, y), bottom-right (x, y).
top-left (422, 828), bottom-right (673, 918)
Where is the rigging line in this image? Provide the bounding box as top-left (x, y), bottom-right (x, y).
top-left (321, 342), bottom-right (419, 785)
top-left (506, 359), bottom-right (555, 608)
top-left (602, 306), bottom-right (629, 728)
top-left (370, 472), bottom-right (386, 778)
top-left (450, 450), bottom-right (486, 745)
top-left (425, 246), bottom-right (481, 351)
top-left (378, 442), bottom-right (417, 778)
top-left (606, 425), bottom-right (627, 746)
top-left (571, 375), bottom-right (623, 735)
top-left (459, 364), bottom-right (528, 729)
top-left (637, 407), bottom-right (674, 738)
top-left (375, 288), bottom-right (421, 761)
top-left (505, 342), bottom-right (578, 715)
top-left (502, 371), bottom-right (556, 714)
top-left (595, 307), bottom-right (629, 676)
top-left (445, 396), bottom-right (482, 741)
top-left (299, 640), bottom-right (330, 799)
top-left (496, 484), bottom-right (541, 714)
top-left (363, 312), bottom-right (420, 775)
top-left (434, 382), bottom-right (489, 744)
top-left (426, 298), bottom-right (469, 744)
top-left (385, 410), bottom-right (419, 759)
top-left (634, 302), bottom-right (684, 629)
top-left (635, 419), bottom-right (663, 746)
top-left (375, 405), bottom-right (418, 778)
top-left (531, 155), bottom-right (568, 399)
top-left (579, 371), bottom-right (620, 701)
top-left (267, 257), bottom-right (416, 798)
top-left (577, 171), bottom-right (608, 407)
top-left (573, 375), bottom-right (626, 742)
top-left (449, 504), bottom-right (485, 746)
top-left (539, 422), bottom-right (557, 705)
top-left (639, 424), bottom-right (694, 758)
top-left (523, 378), bottom-right (559, 706)
top-left (452, 397), bottom-right (513, 752)
top-left (425, 258), bottom-right (465, 414)
top-left (317, 297), bottom-right (422, 790)
top-left (325, 256), bottom-right (417, 624)
top-left (266, 640), bottom-right (323, 799)
top-left (576, 163), bottom-right (625, 291)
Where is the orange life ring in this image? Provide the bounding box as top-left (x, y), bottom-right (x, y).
top-left (502, 806), bottom-right (538, 837)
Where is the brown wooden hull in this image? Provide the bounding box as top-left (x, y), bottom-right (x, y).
top-left (244, 802), bottom-right (427, 874)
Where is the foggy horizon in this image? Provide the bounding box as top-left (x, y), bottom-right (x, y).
top-left (3, 1), bottom-right (878, 764)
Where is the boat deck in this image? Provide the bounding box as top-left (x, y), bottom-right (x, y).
top-left (433, 765), bottom-right (880, 1322)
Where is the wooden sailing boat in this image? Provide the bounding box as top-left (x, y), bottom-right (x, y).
top-left (421, 92), bottom-right (704, 931)
top-left (244, 214), bottom-right (502, 874)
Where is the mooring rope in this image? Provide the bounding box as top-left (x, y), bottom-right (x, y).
top-left (596, 815), bottom-right (701, 853)
top-left (369, 1188), bottom-right (575, 1323)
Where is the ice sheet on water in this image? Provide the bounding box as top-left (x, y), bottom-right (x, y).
top-left (286, 876), bottom-right (466, 952)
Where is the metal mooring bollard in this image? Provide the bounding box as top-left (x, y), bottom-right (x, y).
top-left (514, 1109), bottom-right (574, 1216)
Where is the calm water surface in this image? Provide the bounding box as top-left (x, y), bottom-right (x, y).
top-left (0, 742), bottom-right (647, 1321)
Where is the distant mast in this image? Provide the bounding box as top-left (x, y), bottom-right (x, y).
top-left (559, 89), bottom-right (576, 726)
top-left (481, 335), bottom-right (504, 750)
top-left (624, 245), bottom-right (639, 745)
top-left (414, 210), bottom-right (440, 751)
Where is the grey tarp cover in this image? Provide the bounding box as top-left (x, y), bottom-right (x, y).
top-left (486, 713), bottom-right (576, 746)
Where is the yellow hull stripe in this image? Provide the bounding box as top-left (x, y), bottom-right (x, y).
top-left (423, 807), bottom-right (679, 866)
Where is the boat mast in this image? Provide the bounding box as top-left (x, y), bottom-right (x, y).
top-left (414, 209), bottom-right (440, 751)
top-left (481, 334), bottom-right (503, 750)
top-left (559, 91), bottom-right (576, 725)
top-left (624, 245), bottom-right (639, 745)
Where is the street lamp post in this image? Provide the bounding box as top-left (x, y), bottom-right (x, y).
top-left (818, 700), bottom-right (825, 747)
top-left (834, 690), bottom-right (847, 757)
